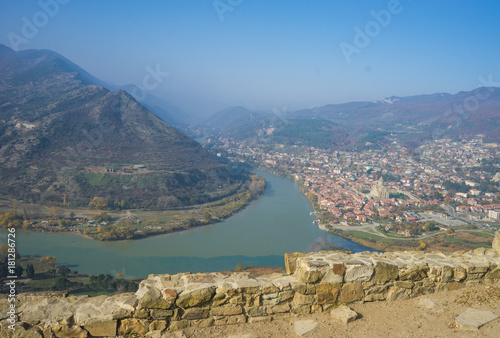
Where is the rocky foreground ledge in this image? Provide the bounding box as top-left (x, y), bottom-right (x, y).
top-left (2, 234), bottom-right (500, 337)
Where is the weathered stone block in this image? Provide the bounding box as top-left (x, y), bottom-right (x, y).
top-left (285, 252), bottom-right (307, 274)
top-left (51, 323), bottom-right (88, 338)
top-left (292, 283), bottom-right (316, 295)
top-left (399, 264), bottom-right (429, 281)
top-left (276, 291), bottom-right (295, 304)
top-left (245, 306), bottom-right (267, 317)
top-left (462, 263), bottom-right (489, 280)
top-left (440, 266), bottom-right (454, 282)
top-left (162, 288), bottom-right (178, 299)
top-left (168, 320), bottom-right (190, 331)
top-left (332, 263), bottom-right (345, 276)
top-left (331, 305), bottom-right (359, 324)
top-left (182, 307), bottom-right (210, 320)
top-left (262, 283), bottom-right (279, 294)
top-left (118, 318), bottom-right (149, 336)
top-left (322, 270), bottom-right (343, 284)
top-left (395, 281), bottom-right (414, 289)
top-left (245, 294), bottom-right (261, 307)
top-left (149, 320), bottom-right (167, 332)
top-left (228, 294), bottom-right (245, 305)
top-left (316, 283), bottom-right (340, 305)
top-left (138, 296), bottom-right (174, 310)
top-left (484, 264), bottom-right (500, 280)
top-left (373, 262), bottom-right (399, 282)
top-left (345, 264), bottom-right (374, 283)
top-left (269, 303), bottom-right (291, 314)
top-left (308, 259), bottom-right (329, 268)
top-left (150, 309), bottom-right (173, 319)
top-left (176, 286), bottom-right (215, 308)
top-left (454, 267), bottom-right (467, 282)
top-left (137, 286), bottom-right (175, 310)
top-left (293, 292), bottom-right (315, 306)
top-left (210, 305), bottom-right (243, 317)
top-left (363, 282), bottom-right (389, 301)
top-left (296, 266), bottom-right (323, 284)
top-left (84, 320), bottom-right (117, 337)
top-left (190, 318), bottom-right (214, 328)
top-left (387, 286), bottom-right (411, 301)
top-left (340, 283), bottom-right (364, 303)
top-left (133, 308), bottom-right (150, 319)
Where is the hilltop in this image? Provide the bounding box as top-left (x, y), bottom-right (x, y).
top-left (0, 45), bottom-right (249, 208)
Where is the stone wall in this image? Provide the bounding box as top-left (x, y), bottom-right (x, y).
top-left (2, 233), bottom-right (500, 337)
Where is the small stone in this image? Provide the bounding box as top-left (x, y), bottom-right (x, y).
top-left (331, 305), bottom-right (359, 324)
top-left (294, 320), bottom-right (317, 336)
top-left (456, 308), bottom-right (499, 330)
top-left (417, 299), bottom-right (437, 310)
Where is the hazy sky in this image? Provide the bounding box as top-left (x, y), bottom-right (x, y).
top-left (1, 0), bottom-right (500, 116)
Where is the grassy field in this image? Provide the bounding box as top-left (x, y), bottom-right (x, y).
top-left (336, 226), bottom-right (495, 252)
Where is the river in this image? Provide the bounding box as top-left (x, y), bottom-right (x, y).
top-left (1, 170), bottom-right (373, 278)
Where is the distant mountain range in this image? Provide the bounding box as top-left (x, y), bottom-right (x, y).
top-left (0, 45), bottom-right (245, 208)
top-left (196, 88), bottom-right (500, 148)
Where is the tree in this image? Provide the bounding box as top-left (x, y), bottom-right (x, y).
top-left (236, 263), bottom-right (244, 271)
top-left (26, 264), bottom-right (35, 278)
top-left (53, 277), bottom-right (71, 290)
top-left (93, 212), bottom-right (111, 222)
top-left (15, 265), bottom-right (24, 277)
top-left (89, 196), bottom-right (107, 209)
top-left (58, 265), bottom-right (70, 277)
top-left (69, 212), bottom-right (75, 220)
top-left (419, 240), bottom-right (427, 250)
top-left (49, 206), bottom-right (62, 219)
top-left (41, 256), bottom-right (56, 266)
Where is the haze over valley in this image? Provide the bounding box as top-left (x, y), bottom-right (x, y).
top-left (0, 4), bottom-right (500, 335)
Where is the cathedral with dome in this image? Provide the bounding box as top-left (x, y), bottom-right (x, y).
top-left (370, 177), bottom-right (390, 199)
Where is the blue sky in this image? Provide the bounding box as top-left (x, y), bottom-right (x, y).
top-left (1, 0), bottom-right (500, 116)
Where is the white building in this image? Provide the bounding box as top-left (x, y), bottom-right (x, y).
top-left (489, 210), bottom-right (500, 219)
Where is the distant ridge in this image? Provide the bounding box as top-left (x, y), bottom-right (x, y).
top-left (197, 87), bottom-right (500, 148)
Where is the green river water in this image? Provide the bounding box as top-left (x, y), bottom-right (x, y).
top-left (0, 170), bottom-right (373, 278)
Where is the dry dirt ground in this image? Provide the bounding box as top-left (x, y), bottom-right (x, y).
top-left (167, 282), bottom-right (500, 338)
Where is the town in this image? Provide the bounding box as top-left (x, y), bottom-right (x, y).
top-left (207, 135), bottom-right (500, 248)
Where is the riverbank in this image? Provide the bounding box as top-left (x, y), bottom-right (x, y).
top-left (0, 173), bottom-right (266, 241)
